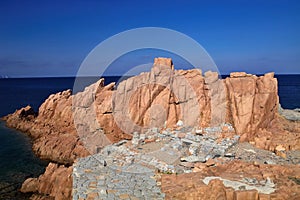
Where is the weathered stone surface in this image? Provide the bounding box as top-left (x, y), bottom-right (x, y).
top-left (20, 178), bottom-right (38, 193)
top-left (21, 163), bottom-right (72, 199)
top-left (154, 57), bottom-right (174, 70)
top-left (3, 57), bottom-right (300, 199)
top-left (161, 160), bottom-right (300, 200)
top-left (3, 58), bottom-right (289, 164)
top-left (279, 104), bottom-right (300, 121)
top-left (230, 72), bottom-right (248, 78)
top-left (19, 105), bottom-right (37, 119)
top-left (113, 60), bottom-right (204, 133)
top-left (253, 113), bottom-right (300, 152)
top-left (73, 151), bottom-right (165, 200)
top-left (225, 72), bottom-right (278, 139)
top-left (71, 124), bottom-right (300, 199)
top-left (3, 90), bottom-right (89, 164)
top-left (203, 176), bottom-right (275, 194)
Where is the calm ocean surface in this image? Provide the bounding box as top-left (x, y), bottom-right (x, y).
top-left (0, 75), bottom-right (299, 198)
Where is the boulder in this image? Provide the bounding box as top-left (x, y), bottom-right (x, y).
top-left (20, 178), bottom-right (38, 193)
top-left (154, 57), bottom-right (174, 70)
top-left (21, 163), bottom-right (73, 199)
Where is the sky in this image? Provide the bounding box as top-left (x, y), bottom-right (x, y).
top-left (0, 0), bottom-right (299, 77)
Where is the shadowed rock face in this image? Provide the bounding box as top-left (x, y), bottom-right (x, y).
top-left (2, 57), bottom-right (299, 199)
top-left (20, 163), bottom-right (73, 200)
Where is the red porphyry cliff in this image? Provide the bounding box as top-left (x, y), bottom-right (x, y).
top-left (2, 57), bottom-right (299, 199)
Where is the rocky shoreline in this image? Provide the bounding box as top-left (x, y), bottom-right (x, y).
top-left (2, 57), bottom-right (300, 199)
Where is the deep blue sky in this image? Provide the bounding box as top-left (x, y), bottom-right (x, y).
top-left (0, 0), bottom-right (299, 77)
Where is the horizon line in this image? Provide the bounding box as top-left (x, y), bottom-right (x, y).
top-left (1, 73), bottom-right (300, 79)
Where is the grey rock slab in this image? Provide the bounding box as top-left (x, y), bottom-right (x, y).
top-left (181, 138), bottom-right (196, 145)
top-left (181, 155), bottom-right (206, 163)
top-left (203, 176), bottom-right (276, 194)
top-left (279, 105), bottom-right (300, 121)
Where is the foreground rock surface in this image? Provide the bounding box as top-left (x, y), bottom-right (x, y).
top-left (72, 128), bottom-right (300, 200)
top-left (161, 161), bottom-right (300, 200)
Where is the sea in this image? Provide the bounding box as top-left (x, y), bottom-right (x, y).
top-left (0, 75), bottom-right (299, 199)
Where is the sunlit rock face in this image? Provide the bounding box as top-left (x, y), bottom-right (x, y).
top-left (2, 57), bottom-right (283, 162)
top-left (4, 57), bottom-right (300, 200)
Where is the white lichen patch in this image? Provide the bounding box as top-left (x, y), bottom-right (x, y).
top-left (203, 176), bottom-right (275, 194)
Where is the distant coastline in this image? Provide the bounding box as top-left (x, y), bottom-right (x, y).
top-left (1, 73), bottom-right (300, 79)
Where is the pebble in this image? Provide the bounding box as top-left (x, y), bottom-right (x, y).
top-left (195, 129), bottom-right (203, 135)
top-left (176, 120), bottom-right (184, 127)
top-left (189, 143), bottom-right (199, 155)
top-left (264, 160), bottom-right (275, 165)
top-left (181, 155), bottom-right (206, 163)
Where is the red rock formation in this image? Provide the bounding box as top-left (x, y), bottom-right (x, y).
top-left (225, 72), bottom-right (278, 140)
top-left (3, 57), bottom-right (290, 161)
top-left (21, 162), bottom-right (72, 200)
top-left (112, 60), bottom-right (207, 133)
top-left (254, 114), bottom-right (300, 152)
top-left (2, 57), bottom-right (299, 199)
top-left (3, 90), bottom-right (89, 164)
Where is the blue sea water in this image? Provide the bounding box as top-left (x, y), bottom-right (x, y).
top-left (0, 75), bottom-right (299, 198)
top-left (275, 75), bottom-right (300, 109)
